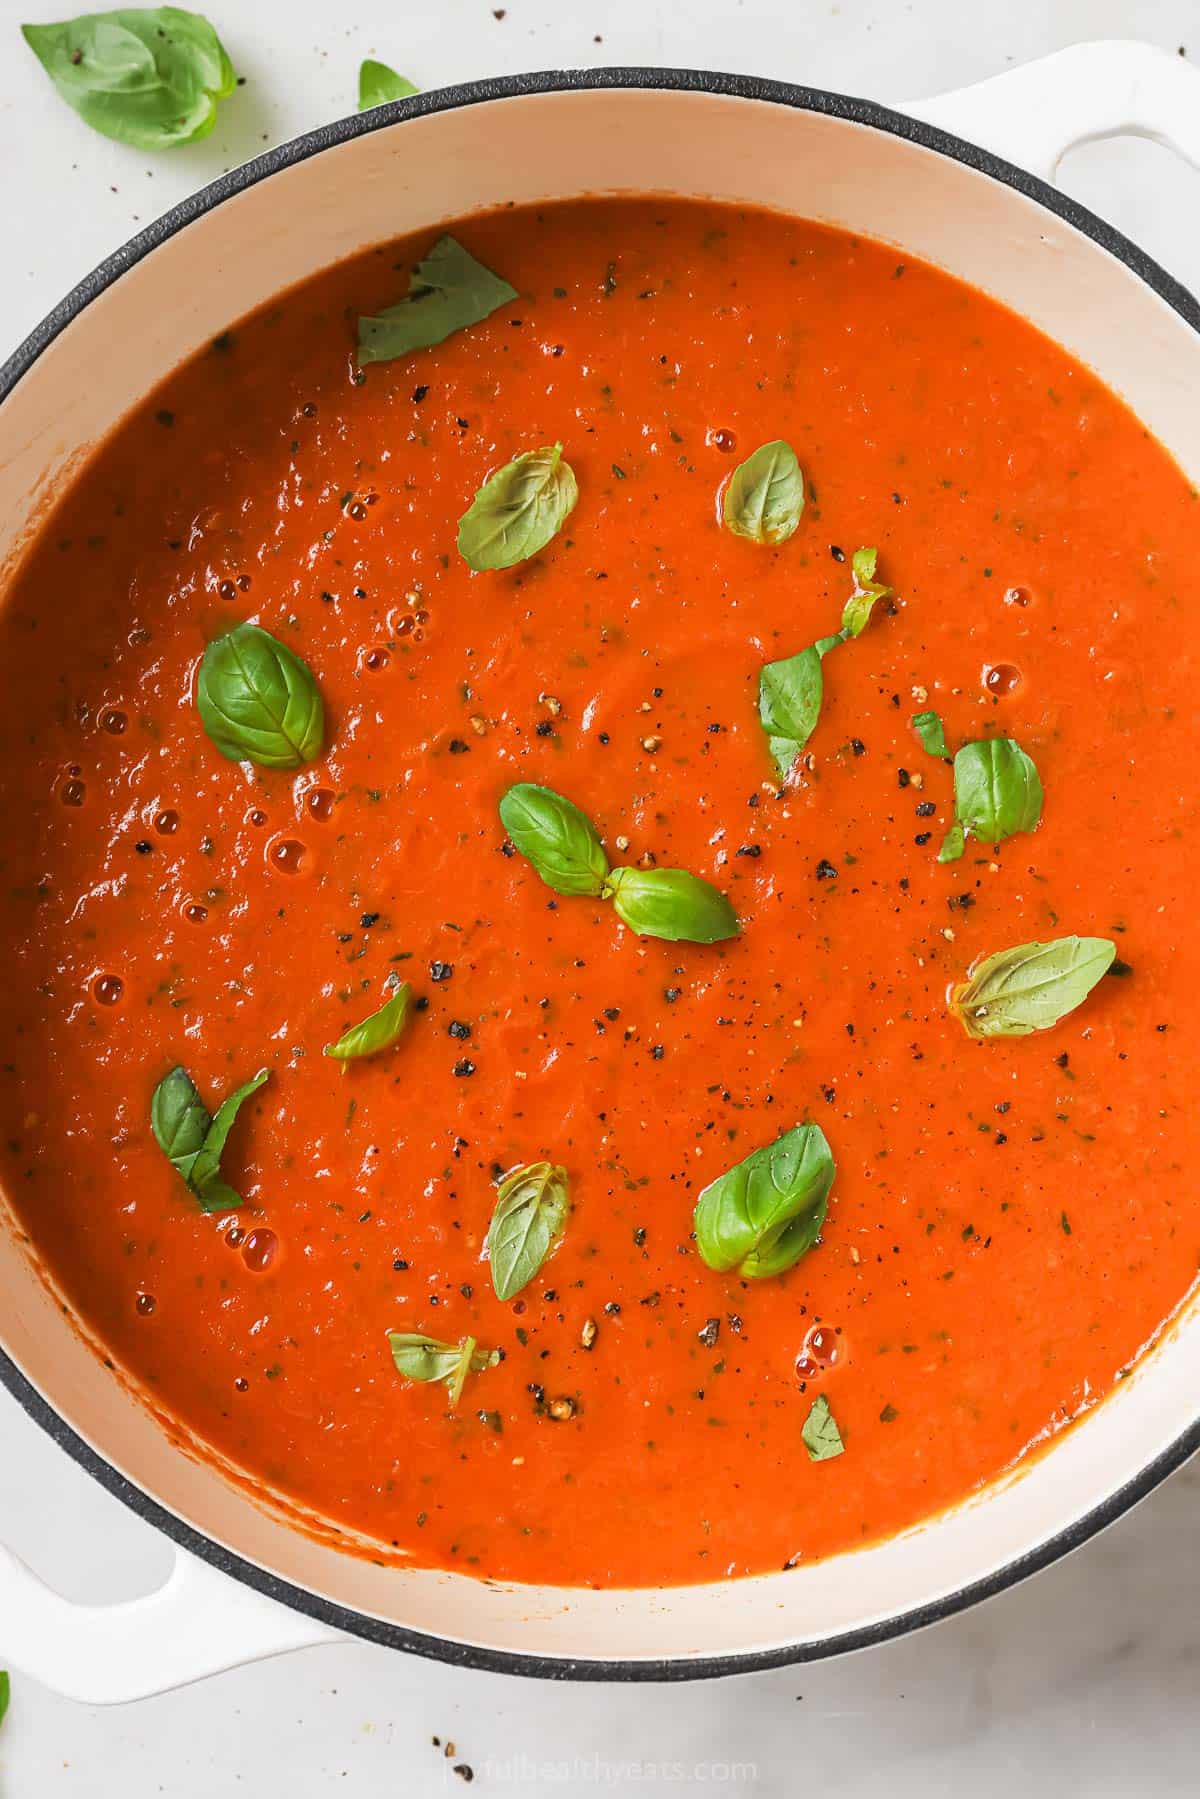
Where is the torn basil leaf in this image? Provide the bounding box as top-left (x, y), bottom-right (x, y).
top-left (912, 709), bottom-right (949, 759)
top-left (839, 546), bottom-right (892, 639)
top-left (486, 1161), bottom-right (570, 1301)
top-left (941, 736), bottom-right (1042, 862)
top-left (357, 58), bottom-right (417, 109)
top-left (387, 1331), bottom-right (499, 1408)
top-left (196, 623), bottom-right (324, 770)
top-left (950, 935), bottom-right (1116, 1040)
top-left (498, 782), bottom-right (609, 897)
top-left (802, 1394), bottom-right (844, 1462)
top-left (458, 443), bottom-right (578, 571)
top-left (694, 1122), bottom-right (834, 1279)
top-left (22, 7), bottom-right (236, 149)
top-left (357, 235), bottom-right (516, 366)
top-left (605, 866), bottom-right (739, 945)
top-left (325, 984), bottom-right (411, 1061)
top-left (722, 440), bottom-right (805, 544)
top-left (151, 1065), bottom-right (269, 1213)
top-left (759, 645), bottom-right (822, 779)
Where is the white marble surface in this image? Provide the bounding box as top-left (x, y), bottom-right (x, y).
top-left (2, 0), bottom-right (1199, 1790)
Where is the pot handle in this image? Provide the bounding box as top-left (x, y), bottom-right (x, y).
top-left (0, 1538), bottom-right (341, 1704)
top-left (905, 38), bottom-right (1200, 183)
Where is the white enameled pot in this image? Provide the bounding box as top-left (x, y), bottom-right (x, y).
top-left (2, 39), bottom-right (1199, 1703)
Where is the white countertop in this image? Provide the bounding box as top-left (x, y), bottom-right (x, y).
top-left (2, 0), bottom-right (1199, 1790)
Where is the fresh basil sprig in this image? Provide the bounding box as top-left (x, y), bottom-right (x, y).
top-left (500, 782), bottom-right (738, 944)
top-left (939, 736), bottom-right (1042, 863)
top-left (722, 440), bottom-right (805, 544)
top-left (151, 1065), bottom-right (269, 1213)
top-left (22, 7), bottom-right (236, 148)
top-left (912, 709), bottom-right (949, 759)
top-left (486, 1162), bottom-right (570, 1301)
top-left (839, 547), bottom-right (893, 640)
top-left (196, 623), bottom-right (324, 770)
top-left (498, 783), bottom-right (608, 896)
top-left (325, 984), bottom-right (411, 1061)
top-left (951, 935), bottom-right (1116, 1039)
top-left (357, 235), bottom-right (516, 366)
top-left (458, 444), bottom-right (578, 571)
top-left (694, 1122), bottom-right (834, 1280)
top-left (802, 1394), bottom-right (844, 1462)
top-left (388, 1331), bottom-right (499, 1409)
top-left (605, 866), bottom-right (738, 944)
top-left (357, 58), bottom-right (417, 109)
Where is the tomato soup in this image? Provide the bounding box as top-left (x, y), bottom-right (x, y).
top-left (0, 198), bottom-right (1197, 1588)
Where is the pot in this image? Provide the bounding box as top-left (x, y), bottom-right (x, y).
top-left (2, 39), bottom-right (1198, 1702)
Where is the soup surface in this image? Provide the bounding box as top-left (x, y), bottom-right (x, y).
top-left (1, 198), bottom-right (1197, 1588)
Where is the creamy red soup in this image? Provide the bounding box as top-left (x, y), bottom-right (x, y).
top-left (0, 197), bottom-right (1196, 1588)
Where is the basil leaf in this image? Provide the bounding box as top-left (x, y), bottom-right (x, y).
top-left (802, 1394), bottom-right (844, 1462)
top-left (357, 235), bottom-right (516, 366)
top-left (759, 645), bottom-right (823, 779)
top-left (458, 443), bottom-right (578, 572)
top-left (325, 984), bottom-right (411, 1061)
top-left (605, 866), bottom-right (739, 945)
top-left (0, 1670), bottom-right (8, 1730)
top-left (722, 440), bottom-right (804, 544)
top-left (150, 1064), bottom-right (211, 1185)
top-left (498, 782), bottom-right (609, 897)
top-left (952, 737), bottom-right (1043, 850)
top-left (22, 8), bottom-right (235, 149)
top-left (951, 935), bottom-right (1117, 1040)
top-left (486, 1161), bottom-right (570, 1301)
top-left (357, 58), bottom-right (417, 110)
top-left (188, 1069), bottom-right (269, 1210)
top-left (839, 547), bottom-right (892, 639)
top-left (937, 821), bottom-right (966, 864)
top-left (387, 1331), bottom-right (498, 1409)
top-left (912, 709), bottom-right (949, 759)
top-left (694, 1122), bottom-right (834, 1279)
top-left (196, 623), bottom-right (324, 770)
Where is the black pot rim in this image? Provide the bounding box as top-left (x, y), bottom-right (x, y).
top-left (2, 64), bottom-right (1198, 1686)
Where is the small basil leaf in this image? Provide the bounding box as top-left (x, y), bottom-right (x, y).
top-left (802, 1394), bottom-right (844, 1462)
top-left (912, 710), bottom-right (949, 759)
top-left (357, 58), bottom-right (417, 110)
top-left (840, 547), bottom-right (892, 639)
top-left (357, 235), bottom-right (516, 366)
top-left (486, 1161), bottom-right (570, 1301)
top-left (952, 737), bottom-right (1043, 849)
top-left (937, 821), bottom-right (966, 864)
top-left (951, 935), bottom-right (1117, 1040)
top-left (150, 1065), bottom-right (211, 1185)
top-left (498, 782), bottom-right (609, 897)
top-left (458, 443), bottom-right (578, 571)
top-left (605, 866), bottom-right (739, 944)
top-left (0, 1670), bottom-right (9, 1730)
top-left (759, 645), bottom-right (823, 778)
top-left (325, 984), bottom-right (411, 1062)
top-left (387, 1330), bottom-right (498, 1409)
top-left (196, 623), bottom-right (324, 770)
top-left (188, 1068), bottom-right (269, 1208)
top-left (22, 8), bottom-right (236, 149)
top-left (694, 1122), bottom-right (834, 1279)
top-left (722, 440), bottom-right (804, 544)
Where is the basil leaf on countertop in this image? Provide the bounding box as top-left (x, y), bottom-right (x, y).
top-left (458, 443), bottom-right (578, 571)
top-left (325, 983), bottom-right (411, 1062)
top-left (22, 7), bottom-right (235, 148)
top-left (499, 782), bottom-right (609, 897)
top-left (151, 1065), bottom-right (269, 1212)
top-left (839, 546), bottom-right (892, 640)
top-left (694, 1122), bottom-right (834, 1279)
top-left (912, 709), bottom-right (949, 759)
top-left (357, 235), bottom-right (516, 366)
top-left (196, 623), bottom-right (324, 770)
top-left (722, 440), bottom-right (805, 545)
top-left (605, 866), bottom-right (739, 945)
top-left (357, 58), bottom-right (417, 109)
top-left (486, 1161), bottom-right (570, 1301)
top-left (802, 1394), bottom-right (844, 1462)
top-left (950, 935), bottom-right (1117, 1040)
top-left (759, 644), bottom-right (823, 780)
top-left (940, 736), bottom-right (1042, 862)
top-left (388, 1330), bottom-right (499, 1409)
